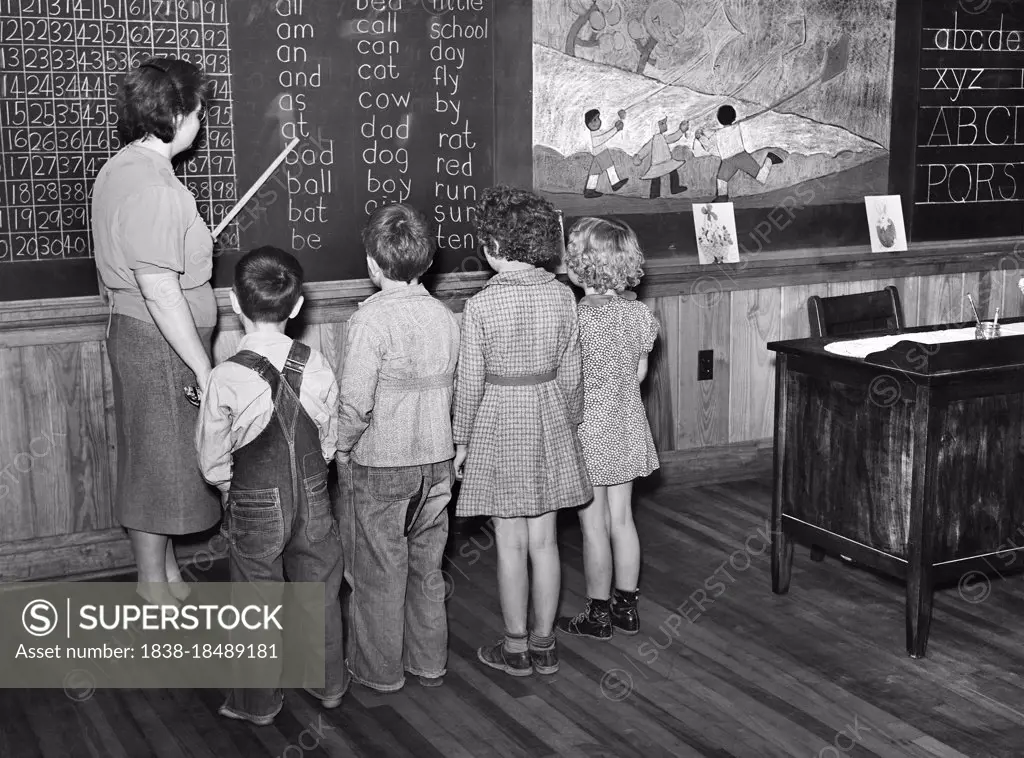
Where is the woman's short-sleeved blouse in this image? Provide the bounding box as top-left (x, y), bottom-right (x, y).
top-left (91, 143), bottom-right (216, 327)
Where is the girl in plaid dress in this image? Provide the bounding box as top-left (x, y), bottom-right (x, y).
top-left (556, 217), bottom-right (659, 641)
top-left (453, 186), bottom-right (593, 678)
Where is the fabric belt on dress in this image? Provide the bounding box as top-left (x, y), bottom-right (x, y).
top-left (485, 371), bottom-right (557, 386)
top-left (376, 373), bottom-right (454, 391)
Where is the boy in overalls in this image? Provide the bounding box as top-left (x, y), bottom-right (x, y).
top-left (196, 246), bottom-right (344, 725)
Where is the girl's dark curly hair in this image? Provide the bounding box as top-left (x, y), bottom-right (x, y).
top-left (473, 186), bottom-right (560, 266)
top-left (116, 57), bottom-right (211, 145)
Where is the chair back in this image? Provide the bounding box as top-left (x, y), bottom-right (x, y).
top-left (807, 285), bottom-right (904, 338)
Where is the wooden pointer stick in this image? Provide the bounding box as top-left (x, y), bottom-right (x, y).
top-left (211, 137), bottom-right (300, 239)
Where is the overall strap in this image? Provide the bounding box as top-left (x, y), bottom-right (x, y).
top-left (226, 349), bottom-right (281, 393)
top-left (282, 341), bottom-right (311, 396)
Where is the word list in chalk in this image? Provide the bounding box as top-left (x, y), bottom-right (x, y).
top-left (355, 1), bottom-right (412, 218)
top-left (345, 0), bottom-right (494, 260)
top-left (276, 0), bottom-right (334, 252)
top-left (431, 5), bottom-right (490, 254)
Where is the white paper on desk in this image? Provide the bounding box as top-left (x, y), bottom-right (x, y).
top-left (824, 327), bottom-right (979, 359)
top-left (825, 335), bottom-right (905, 358)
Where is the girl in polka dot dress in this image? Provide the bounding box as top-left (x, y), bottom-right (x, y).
top-left (556, 217), bottom-right (659, 640)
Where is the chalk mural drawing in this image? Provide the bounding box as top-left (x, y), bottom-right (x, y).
top-left (534, 0), bottom-right (896, 215)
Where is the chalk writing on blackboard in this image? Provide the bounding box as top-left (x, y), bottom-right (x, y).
top-left (274, 0), bottom-right (334, 253)
top-left (916, 11), bottom-right (1024, 208)
top-left (357, 3), bottom-right (412, 218)
top-left (430, 6), bottom-right (489, 252)
top-left (0, 0), bottom-right (239, 265)
top-left (349, 0), bottom-right (492, 258)
top-left (0, 0), bottom-right (518, 297)
top-left (924, 13), bottom-right (1024, 52)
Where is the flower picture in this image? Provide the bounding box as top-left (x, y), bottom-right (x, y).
top-left (692, 202), bottom-right (740, 264)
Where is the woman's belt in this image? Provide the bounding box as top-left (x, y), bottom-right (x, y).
top-left (485, 371), bottom-right (557, 386)
top-left (377, 373), bottom-right (454, 391)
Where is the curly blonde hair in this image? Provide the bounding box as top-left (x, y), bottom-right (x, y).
top-left (564, 217), bottom-right (645, 292)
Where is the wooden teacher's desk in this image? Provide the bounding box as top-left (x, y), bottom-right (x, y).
top-left (767, 320), bottom-right (1024, 658)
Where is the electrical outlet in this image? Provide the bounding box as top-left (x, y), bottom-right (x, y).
top-left (698, 350), bottom-right (714, 381)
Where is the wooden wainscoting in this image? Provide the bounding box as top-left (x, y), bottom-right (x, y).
top-left (0, 278), bottom-right (478, 582)
top-left (0, 259), bottom-right (1020, 581)
top-left (638, 267), bottom-right (1021, 458)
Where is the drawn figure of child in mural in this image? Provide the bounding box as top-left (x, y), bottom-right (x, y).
top-left (583, 108), bottom-right (629, 199)
top-left (695, 104), bottom-right (784, 202)
top-left (634, 117), bottom-right (689, 199)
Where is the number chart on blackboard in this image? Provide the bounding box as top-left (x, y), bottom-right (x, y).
top-left (0, 0), bottom-right (239, 299)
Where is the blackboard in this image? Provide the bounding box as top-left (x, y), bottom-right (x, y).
top-left (890, 0), bottom-right (1024, 242)
top-left (538, 0), bottom-right (1024, 261)
top-left (0, 0), bottom-right (531, 301)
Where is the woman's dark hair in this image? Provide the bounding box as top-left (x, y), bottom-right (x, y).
top-left (362, 203), bottom-right (436, 283)
top-left (473, 186), bottom-right (560, 266)
top-left (116, 57), bottom-right (210, 144)
top-left (233, 246), bottom-right (304, 323)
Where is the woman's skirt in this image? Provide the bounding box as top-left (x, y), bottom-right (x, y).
top-left (107, 314), bottom-right (220, 534)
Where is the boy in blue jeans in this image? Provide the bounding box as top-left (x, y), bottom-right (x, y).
top-left (336, 203), bottom-right (460, 691)
top-left (196, 246), bottom-right (345, 725)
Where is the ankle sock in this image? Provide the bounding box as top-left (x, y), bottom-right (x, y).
top-left (614, 589), bottom-right (639, 603)
top-left (528, 632), bottom-right (555, 650)
top-left (504, 632), bottom-right (528, 654)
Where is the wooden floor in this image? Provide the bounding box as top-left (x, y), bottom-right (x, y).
top-left (3, 476), bottom-right (1023, 757)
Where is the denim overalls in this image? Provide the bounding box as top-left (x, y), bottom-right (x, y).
top-left (220, 341), bottom-right (346, 721)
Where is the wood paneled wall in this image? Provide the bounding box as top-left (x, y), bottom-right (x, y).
top-left (638, 268), bottom-right (1022, 459)
top-left (1, 261), bottom-right (1021, 580)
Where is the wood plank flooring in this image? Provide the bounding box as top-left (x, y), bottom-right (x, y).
top-left (2, 476), bottom-right (1022, 757)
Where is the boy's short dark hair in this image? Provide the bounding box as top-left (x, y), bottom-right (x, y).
top-left (585, 108), bottom-right (600, 126)
top-left (117, 57), bottom-right (211, 145)
top-left (473, 186), bottom-right (560, 266)
top-left (717, 104), bottom-right (736, 125)
top-left (361, 203), bottom-right (435, 283)
top-left (234, 246), bottom-right (304, 323)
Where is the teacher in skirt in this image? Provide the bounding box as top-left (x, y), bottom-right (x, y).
top-left (91, 57), bottom-right (220, 606)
